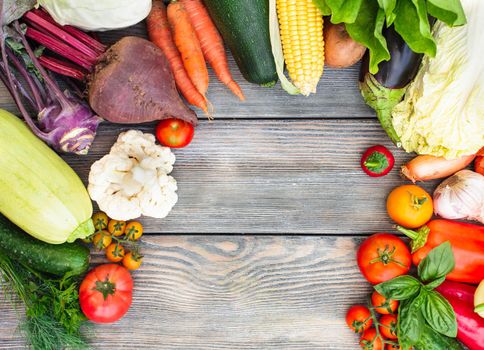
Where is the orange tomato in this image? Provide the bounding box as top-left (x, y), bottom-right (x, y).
top-left (93, 231), bottom-right (112, 250)
top-left (386, 344), bottom-right (400, 350)
top-left (122, 252), bottom-right (143, 271)
top-left (106, 243), bottom-right (125, 262)
top-left (108, 220), bottom-right (126, 237)
top-left (371, 291), bottom-right (398, 315)
top-left (125, 221), bottom-right (143, 240)
top-left (386, 185), bottom-right (433, 228)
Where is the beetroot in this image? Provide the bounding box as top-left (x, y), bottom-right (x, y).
top-left (22, 9), bottom-right (198, 126)
top-left (89, 37), bottom-right (197, 125)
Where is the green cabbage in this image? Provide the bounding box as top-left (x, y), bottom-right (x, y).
top-left (392, 0), bottom-right (484, 159)
top-left (37, 0), bottom-right (152, 31)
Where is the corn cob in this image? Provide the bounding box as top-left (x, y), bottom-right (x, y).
top-left (276, 0), bottom-right (324, 96)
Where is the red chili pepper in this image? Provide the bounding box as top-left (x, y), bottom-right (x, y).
top-left (360, 145), bottom-right (395, 177)
top-left (436, 281), bottom-right (484, 350)
top-left (398, 220), bottom-right (484, 284)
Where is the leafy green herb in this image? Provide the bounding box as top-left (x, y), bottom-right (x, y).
top-left (418, 241), bottom-right (455, 283)
top-left (398, 290), bottom-right (426, 345)
top-left (312, 0), bottom-right (466, 74)
top-left (374, 242), bottom-right (458, 349)
top-left (375, 275), bottom-right (421, 300)
top-left (0, 252), bottom-right (90, 350)
top-left (422, 291), bottom-right (457, 337)
top-left (414, 324), bottom-right (464, 350)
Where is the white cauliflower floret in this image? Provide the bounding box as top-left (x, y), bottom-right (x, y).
top-left (88, 130), bottom-right (178, 220)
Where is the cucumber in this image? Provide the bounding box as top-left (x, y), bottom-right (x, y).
top-left (203, 0), bottom-right (277, 86)
top-left (0, 215), bottom-right (90, 276)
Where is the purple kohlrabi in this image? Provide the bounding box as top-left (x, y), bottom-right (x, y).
top-left (0, 18), bottom-right (101, 155)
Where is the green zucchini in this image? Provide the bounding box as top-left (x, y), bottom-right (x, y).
top-left (203, 0), bottom-right (277, 86)
top-left (0, 215), bottom-right (90, 276)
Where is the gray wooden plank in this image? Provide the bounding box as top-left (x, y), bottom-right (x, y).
top-left (61, 119), bottom-right (436, 235)
top-left (0, 235), bottom-right (372, 350)
top-left (0, 23), bottom-right (373, 119)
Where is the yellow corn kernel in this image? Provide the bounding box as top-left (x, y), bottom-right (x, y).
top-left (276, 0), bottom-right (324, 96)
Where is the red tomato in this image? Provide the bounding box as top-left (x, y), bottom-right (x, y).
top-left (155, 118), bottom-right (194, 148)
top-left (371, 291), bottom-right (399, 315)
top-left (357, 234), bottom-right (411, 284)
top-left (379, 314), bottom-right (398, 339)
top-left (360, 328), bottom-right (383, 350)
top-left (475, 156), bottom-right (484, 175)
top-left (79, 264), bottom-right (133, 323)
top-left (346, 305), bottom-right (373, 333)
top-left (386, 344), bottom-right (400, 350)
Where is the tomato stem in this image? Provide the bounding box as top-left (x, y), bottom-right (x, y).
top-left (94, 277), bottom-right (116, 300)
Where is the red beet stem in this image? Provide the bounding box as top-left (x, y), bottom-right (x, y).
top-left (32, 9), bottom-right (106, 54)
top-left (39, 56), bottom-right (87, 80)
top-left (25, 27), bottom-right (95, 71)
top-left (24, 11), bottom-right (99, 60)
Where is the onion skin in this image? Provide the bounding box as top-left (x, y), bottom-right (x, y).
top-left (402, 154), bottom-right (476, 183)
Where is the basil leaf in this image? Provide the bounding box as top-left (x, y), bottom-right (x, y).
top-left (422, 291), bottom-right (457, 337)
top-left (346, 0), bottom-right (389, 74)
top-left (427, 0), bottom-right (466, 26)
top-left (418, 242), bottom-right (455, 283)
top-left (414, 324), bottom-right (464, 350)
top-left (398, 291), bottom-right (426, 346)
top-left (375, 275), bottom-right (421, 300)
top-left (424, 276), bottom-right (446, 290)
top-left (394, 0), bottom-right (436, 57)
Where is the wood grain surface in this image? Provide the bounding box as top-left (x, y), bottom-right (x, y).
top-left (60, 119), bottom-right (436, 235)
top-left (0, 235), bottom-right (372, 350)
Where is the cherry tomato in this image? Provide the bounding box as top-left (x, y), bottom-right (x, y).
top-left (475, 156), bottom-right (484, 176)
top-left (125, 221), bottom-right (143, 241)
top-left (360, 328), bottom-right (383, 350)
top-left (122, 252), bottom-right (143, 271)
top-left (386, 185), bottom-right (433, 228)
top-left (93, 231), bottom-right (112, 250)
top-left (92, 212), bottom-right (109, 231)
top-left (108, 220), bottom-right (126, 237)
top-left (386, 344), bottom-right (400, 350)
top-left (379, 314), bottom-right (398, 339)
top-left (371, 291), bottom-right (399, 315)
top-left (79, 264), bottom-right (133, 323)
top-left (346, 305), bottom-right (373, 333)
top-left (155, 118), bottom-right (194, 148)
top-left (357, 233), bottom-right (411, 284)
top-left (106, 243), bottom-right (125, 263)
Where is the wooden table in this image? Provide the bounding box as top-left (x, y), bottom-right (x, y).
top-left (0, 24), bottom-right (437, 349)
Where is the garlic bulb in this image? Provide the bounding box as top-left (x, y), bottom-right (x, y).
top-left (433, 170), bottom-right (484, 223)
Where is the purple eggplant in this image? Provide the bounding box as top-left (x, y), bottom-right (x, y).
top-left (359, 25), bottom-right (424, 146)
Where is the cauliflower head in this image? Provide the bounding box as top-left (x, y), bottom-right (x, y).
top-left (88, 130), bottom-right (178, 220)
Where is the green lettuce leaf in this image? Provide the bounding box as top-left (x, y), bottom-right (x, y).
top-left (313, 0), bottom-right (363, 23)
top-left (394, 0), bottom-right (436, 57)
top-left (346, 0), bottom-right (389, 74)
top-left (427, 0), bottom-right (466, 26)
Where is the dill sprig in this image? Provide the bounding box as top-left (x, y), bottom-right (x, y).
top-left (0, 251), bottom-right (92, 350)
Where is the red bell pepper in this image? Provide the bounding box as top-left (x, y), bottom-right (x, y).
top-left (436, 281), bottom-right (484, 350)
top-left (397, 220), bottom-right (484, 284)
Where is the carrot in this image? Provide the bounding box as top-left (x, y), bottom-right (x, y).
top-left (181, 0), bottom-right (245, 101)
top-left (167, 0), bottom-right (209, 97)
top-left (146, 0), bottom-right (208, 113)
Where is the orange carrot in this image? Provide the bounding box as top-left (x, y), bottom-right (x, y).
top-left (167, 0), bottom-right (209, 97)
top-left (146, 0), bottom-right (208, 113)
top-left (181, 0), bottom-right (245, 101)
